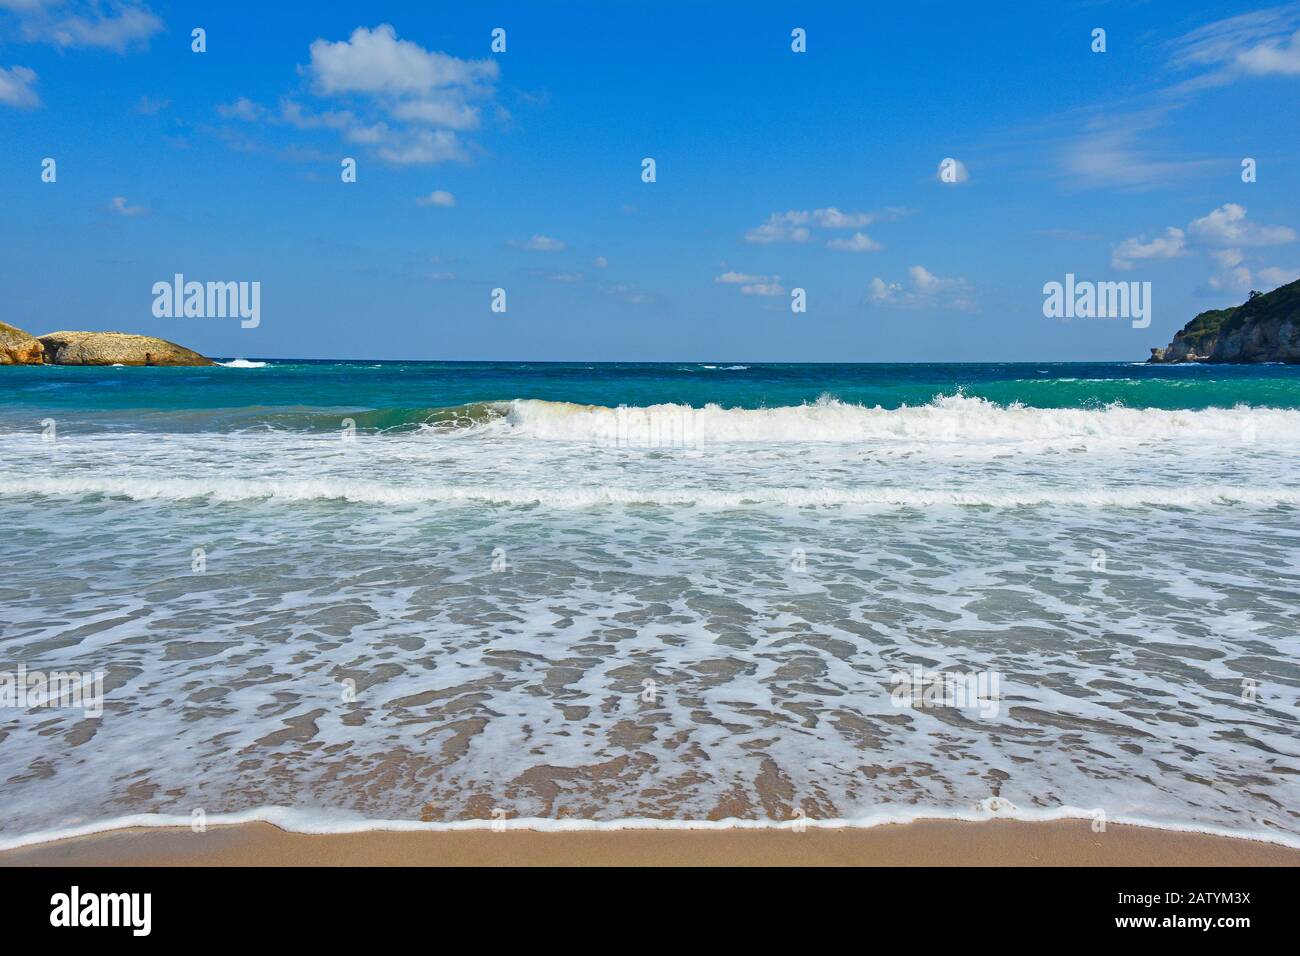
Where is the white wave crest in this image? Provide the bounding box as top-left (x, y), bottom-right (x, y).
top-left (497, 394), bottom-right (1299, 444)
top-left (5, 476), bottom-right (1299, 510)
top-left (216, 359), bottom-right (268, 369)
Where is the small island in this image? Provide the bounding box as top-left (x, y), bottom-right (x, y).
top-left (0, 323), bottom-right (213, 366)
top-left (1149, 278), bottom-right (1300, 363)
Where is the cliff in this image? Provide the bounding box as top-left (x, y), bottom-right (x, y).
top-left (1149, 279), bottom-right (1300, 363)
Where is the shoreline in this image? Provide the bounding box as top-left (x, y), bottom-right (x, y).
top-left (4, 819), bottom-right (1297, 867)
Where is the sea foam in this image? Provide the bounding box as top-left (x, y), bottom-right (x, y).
top-left (2, 387), bottom-right (1297, 847)
top-left (215, 359), bottom-right (269, 369)
top-left (494, 394), bottom-right (1300, 444)
top-left (4, 476), bottom-right (1299, 510)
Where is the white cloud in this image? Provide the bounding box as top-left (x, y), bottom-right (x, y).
top-left (280, 98), bottom-right (382, 142)
top-left (826, 231), bottom-right (883, 253)
top-left (509, 235), bottom-right (565, 252)
top-left (1256, 266), bottom-right (1300, 287)
top-left (715, 271), bottom-right (784, 296)
top-left (1168, 8), bottom-right (1300, 88)
top-left (1207, 265), bottom-right (1254, 292)
top-left (744, 211), bottom-right (812, 244)
top-left (1237, 29), bottom-right (1300, 74)
top-left (217, 97), bottom-right (266, 121)
top-left (870, 265), bottom-right (974, 310)
top-left (301, 24), bottom-right (494, 143)
top-left (214, 25), bottom-right (498, 166)
top-left (278, 98), bottom-right (415, 152)
top-left (1116, 204), bottom-right (1297, 294)
top-left (0, 64), bottom-right (38, 108)
top-left (305, 24), bottom-right (497, 97)
top-left (870, 278), bottom-right (902, 299)
top-left (1112, 227), bottom-right (1187, 269)
top-left (416, 189), bottom-right (455, 207)
top-left (1187, 203), bottom-right (1297, 247)
top-left (387, 97), bottom-right (480, 131)
top-left (811, 207), bottom-right (873, 228)
top-left (107, 196), bottom-right (146, 216)
top-left (1058, 112), bottom-right (1223, 190)
top-left (376, 128), bottom-right (466, 165)
top-left (5, 1), bottom-right (162, 52)
top-left (592, 256), bottom-right (608, 269)
top-left (909, 265), bottom-right (944, 291)
top-left (1112, 204), bottom-right (1295, 271)
top-left (744, 207), bottom-right (899, 244)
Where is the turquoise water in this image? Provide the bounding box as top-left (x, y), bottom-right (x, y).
top-left (1, 360), bottom-right (1298, 845)
top-left (4, 360), bottom-right (1300, 432)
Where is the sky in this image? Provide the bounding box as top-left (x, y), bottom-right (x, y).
top-left (1, 0), bottom-right (1298, 362)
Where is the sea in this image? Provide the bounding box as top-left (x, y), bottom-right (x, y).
top-left (0, 360), bottom-right (1297, 847)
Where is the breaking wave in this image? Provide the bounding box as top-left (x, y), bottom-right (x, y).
top-left (215, 359), bottom-right (269, 369)
top-left (479, 393), bottom-right (1299, 444)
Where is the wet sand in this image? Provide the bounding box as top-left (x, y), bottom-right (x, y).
top-left (3, 819), bottom-right (1297, 866)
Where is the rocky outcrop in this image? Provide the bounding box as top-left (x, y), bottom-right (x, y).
top-left (1149, 279), bottom-right (1300, 363)
top-left (0, 321), bottom-right (44, 365)
top-left (37, 331), bottom-right (214, 366)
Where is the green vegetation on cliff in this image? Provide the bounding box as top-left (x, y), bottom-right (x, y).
top-left (1149, 279), bottom-right (1300, 363)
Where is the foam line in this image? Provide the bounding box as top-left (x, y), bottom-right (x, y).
top-left (3, 802), bottom-right (1297, 852)
top-left (4, 476), bottom-right (1299, 509)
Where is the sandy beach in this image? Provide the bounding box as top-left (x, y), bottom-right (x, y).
top-left (3, 819), bottom-right (1296, 867)
top-left (5, 0), bottom-right (1300, 889)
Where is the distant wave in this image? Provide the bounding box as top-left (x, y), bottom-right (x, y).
top-left (216, 359), bottom-right (269, 369)
top-left (5, 476), bottom-right (1299, 510)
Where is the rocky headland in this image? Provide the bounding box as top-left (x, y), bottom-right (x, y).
top-left (0, 324), bottom-right (213, 366)
top-left (1149, 278), bottom-right (1300, 363)
top-left (0, 322), bottom-right (44, 365)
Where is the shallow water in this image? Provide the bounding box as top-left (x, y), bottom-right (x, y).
top-left (1, 362), bottom-right (1297, 844)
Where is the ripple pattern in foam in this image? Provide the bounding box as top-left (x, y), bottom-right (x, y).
top-left (0, 397), bottom-right (1297, 844)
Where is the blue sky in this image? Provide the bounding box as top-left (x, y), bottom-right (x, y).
top-left (2, 0), bottom-right (1298, 361)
